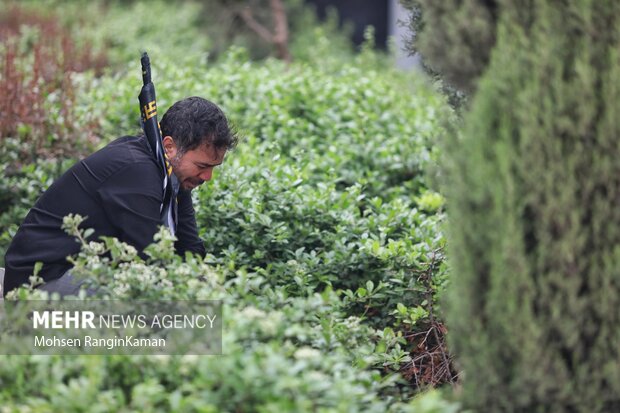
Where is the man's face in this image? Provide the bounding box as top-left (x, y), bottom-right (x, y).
top-left (163, 136), bottom-right (226, 191)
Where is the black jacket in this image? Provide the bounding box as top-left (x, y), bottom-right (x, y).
top-left (3, 135), bottom-right (206, 296)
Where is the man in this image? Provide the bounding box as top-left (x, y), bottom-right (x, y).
top-left (3, 96), bottom-right (237, 297)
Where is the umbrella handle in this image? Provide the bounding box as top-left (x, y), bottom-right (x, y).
top-left (141, 52), bottom-right (151, 85)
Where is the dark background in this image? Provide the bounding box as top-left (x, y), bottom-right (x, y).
top-left (305, 0), bottom-right (389, 49)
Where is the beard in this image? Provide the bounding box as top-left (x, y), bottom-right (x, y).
top-left (169, 153), bottom-right (203, 190)
top-left (181, 179), bottom-right (203, 190)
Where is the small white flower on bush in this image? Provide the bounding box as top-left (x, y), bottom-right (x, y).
top-left (259, 311), bottom-right (283, 336)
top-left (86, 255), bottom-right (101, 268)
top-left (113, 283), bottom-right (130, 296)
top-left (152, 355), bottom-right (171, 364)
top-left (159, 279), bottom-right (173, 289)
top-left (176, 264), bottom-right (192, 277)
top-left (235, 307), bottom-right (283, 336)
top-left (114, 271), bottom-right (129, 282)
top-left (181, 355), bottom-right (199, 363)
top-left (136, 270), bottom-right (152, 284)
top-left (186, 278), bottom-right (201, 290)
top-left (118, 244), bottom-right (137, 261)
top-left (240, 306), bottom-right (266, 320)
top-left (130, 263), bottom-right (150, 274)
top-left (155, 267), bottom-right (167, 280)
top-left (294, 347), bottom-right (321, 360)
top-left (195, 288), bottom-right (215, 300)
top-left (86, 241), bottom-right (105, 255)
top-left (306, 371), bottom-right (329, 384)
top-left (343, 316), bottom-right (362, 329)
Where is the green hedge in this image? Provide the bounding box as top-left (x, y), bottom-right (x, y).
top-left (445, 3), bottom-right (620, 412)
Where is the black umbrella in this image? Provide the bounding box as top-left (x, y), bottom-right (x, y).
top-left (138, 52), bottom-right (176, 234)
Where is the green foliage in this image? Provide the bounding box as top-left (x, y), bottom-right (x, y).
top-left (288, 4), bottom-right (355, 65)
top-left (7, 0), bottom-right (210, 67)
top-left (75, 0), bottom-right (210, 67)
top-left (1, 213), bottom-right (432, 411)
top-left (444, 2), bottom-right (620, 412)
top-left (8, 0), bottom-right (357, 67)
top-left (404, 389), bottom-right (461, 413)
top-left (0, 0), bottom-right (457, 409)
top-left (160, 53), bottom-right (451, 332)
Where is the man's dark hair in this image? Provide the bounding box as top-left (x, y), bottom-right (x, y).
top-left (160, 96), bottom-right (238, 154)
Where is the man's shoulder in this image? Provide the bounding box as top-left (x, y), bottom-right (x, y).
top-left (82, 135), bottom-right (160, 181)
top-left (98, 135), bottom-right (153, 161)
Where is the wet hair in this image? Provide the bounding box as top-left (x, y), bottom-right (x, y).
top-left (160, 96), bottom-right (238, 154)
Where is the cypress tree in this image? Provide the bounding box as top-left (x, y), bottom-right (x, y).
top-left (443, 1), bottom-right (620, 411)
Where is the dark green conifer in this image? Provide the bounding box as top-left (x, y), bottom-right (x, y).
top-left (443, 2), bottom-right (620, 411)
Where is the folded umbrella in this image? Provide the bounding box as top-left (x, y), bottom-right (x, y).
top-left (138, 52), bottom-right (177, 235)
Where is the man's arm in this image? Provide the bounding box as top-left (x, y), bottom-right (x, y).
top-left (174, 189), bottom-right (206, 258)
